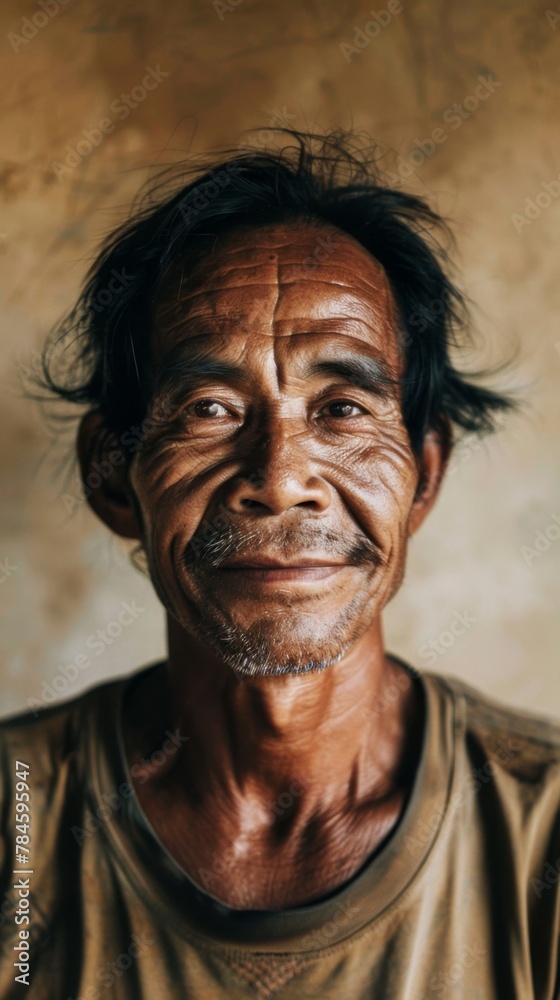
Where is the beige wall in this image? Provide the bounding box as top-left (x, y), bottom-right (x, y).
top-left (1, 0), bottom-right (559, 719)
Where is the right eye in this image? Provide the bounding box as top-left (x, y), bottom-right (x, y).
top-left (189, 399), bottom-right (230, 418)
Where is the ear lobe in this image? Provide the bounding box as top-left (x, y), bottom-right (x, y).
top-left (408, 421), bottom-right (452, 536)
top-left (77, 411), bottom-right (142, 540)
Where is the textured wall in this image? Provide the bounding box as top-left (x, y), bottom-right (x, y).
top-left (1, 0), bottom-right (559, 719)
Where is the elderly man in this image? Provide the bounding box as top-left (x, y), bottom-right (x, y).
top-left (1, 130), bottom-right (559, 999)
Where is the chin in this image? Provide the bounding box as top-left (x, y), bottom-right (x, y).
top-left (186, 595), bottom-right (374, 678)
top-left (217, 641), bottom-right (350, 678)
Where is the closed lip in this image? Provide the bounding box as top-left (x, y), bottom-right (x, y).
top-left (219, 557), bottom-right (346, 569)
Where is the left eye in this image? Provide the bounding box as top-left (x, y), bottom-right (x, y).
top-left (322, 400), bottom-right (366, 418)
top-left (191, 399), bottom-right (230, 418)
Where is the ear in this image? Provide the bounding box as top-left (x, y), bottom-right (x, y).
top-left (77, 411), bottom-right (142, 540)
top-left (408, 420), bottom-right (452, 536)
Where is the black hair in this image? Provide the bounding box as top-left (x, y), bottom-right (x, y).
top-left (38, 127), bottom-right (515, 455)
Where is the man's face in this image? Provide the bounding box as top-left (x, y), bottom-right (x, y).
top-left (128, 222), bottom-right (421, 676)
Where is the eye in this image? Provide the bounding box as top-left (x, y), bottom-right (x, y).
top-left (322, 399), bottom-right (367, 418)
top-left (190, 398), bottom-right (230, 418)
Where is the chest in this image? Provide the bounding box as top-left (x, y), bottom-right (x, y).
top-left (132, 779), bottom-right (407, 908)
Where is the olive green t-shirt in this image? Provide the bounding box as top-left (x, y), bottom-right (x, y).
top-left (0, 663), bottom-right (559, 999)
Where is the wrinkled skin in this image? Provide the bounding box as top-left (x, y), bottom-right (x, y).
top-left (79, 221), bottom-right (447, 908)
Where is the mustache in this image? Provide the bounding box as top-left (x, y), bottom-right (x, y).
top-left (184, 519), bottom-right (384, 570)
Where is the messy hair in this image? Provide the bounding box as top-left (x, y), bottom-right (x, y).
top-left (39, 127), bottom-right (514, 454)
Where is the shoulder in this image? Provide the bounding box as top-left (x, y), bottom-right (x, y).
top-left (426, 670), bottom-right (560, 818)
top-left (423, 673), bottom-right (560, 962)
top-left (433, 670), bottom-right (560, 761)
top-left (1, 689), bottom-right (89, 773)
top-left (0, 670), bottom-right (140, 790)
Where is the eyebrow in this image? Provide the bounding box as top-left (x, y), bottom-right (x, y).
top-left (149, 348), bottom-right (398, 409)
top-left (150, 352), bottom-right (246, 407)
top-left (304, 355), bottom-right (397, 397)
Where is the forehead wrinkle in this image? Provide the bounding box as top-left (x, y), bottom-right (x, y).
top-left (167, 263), bottom-right (392, 299)
top-left (218, 226), bottom-right (394, 298)
top-left (270, 249), bottom-right (282, 386)
top-left (158, 227), bottom-right (392, 301)
top-left (157, 281), bottom-right (279, 312)
top-left (157, 276), bottom-right (390, 325)
top-left (152, 227), bottom-right (401, 366)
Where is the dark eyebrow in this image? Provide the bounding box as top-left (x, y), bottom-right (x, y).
top-left (150, 351), bottom-right (246, 407)
top-left (148, 347), bottom-right (399, 412)
top-left (305, 355), bottom-right (398, 397)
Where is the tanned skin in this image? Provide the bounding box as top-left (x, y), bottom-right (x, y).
top-left (78, 221), bottom-right (449, 909)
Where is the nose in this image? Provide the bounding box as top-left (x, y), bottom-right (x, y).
top-left (222, 428), bottom-right (331, 516)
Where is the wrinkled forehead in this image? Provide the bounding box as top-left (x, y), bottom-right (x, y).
top-left (151, 222), bottom-right (402, 366)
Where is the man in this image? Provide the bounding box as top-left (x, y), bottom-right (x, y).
top-left (1, 129), bottom-right (559, 999)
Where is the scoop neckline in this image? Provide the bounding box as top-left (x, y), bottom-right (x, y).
top-left (86, 657), bottom-right (459, 955)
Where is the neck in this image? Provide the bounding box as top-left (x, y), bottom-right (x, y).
top-left (125, 615), bottom-right (423, 824)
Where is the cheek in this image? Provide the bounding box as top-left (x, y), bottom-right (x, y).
top-left (322, 427), bottom-right (418, 545)
top-left (130, 444), bottom-right (234, 557)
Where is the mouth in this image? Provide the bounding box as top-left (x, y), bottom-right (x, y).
top-left (216, 556), bottom-right (348, 584)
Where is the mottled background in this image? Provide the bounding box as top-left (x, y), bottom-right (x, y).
top-left (1, 0), bottom-right (559, 719)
